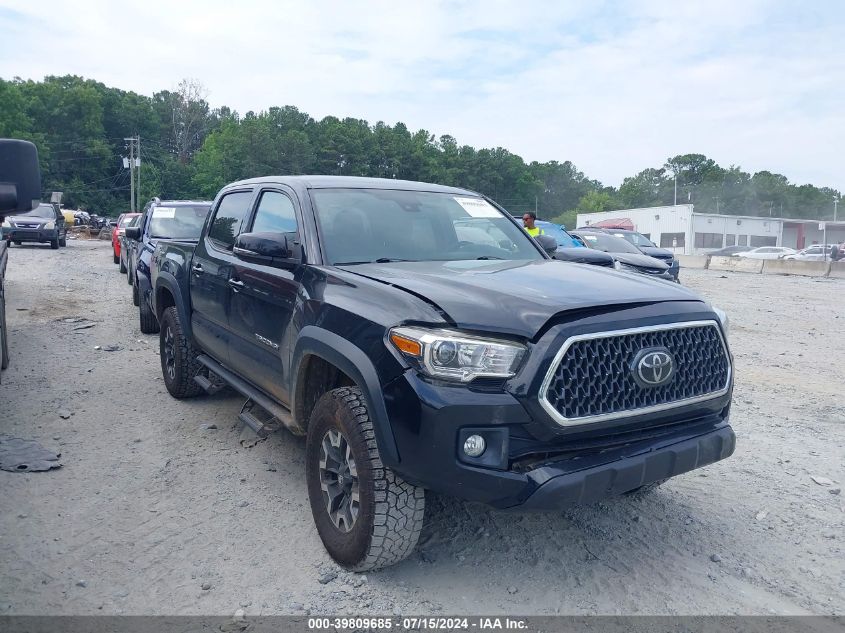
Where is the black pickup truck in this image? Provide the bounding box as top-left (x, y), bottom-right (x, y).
top-left (150, 176), bottom-right (734, 571)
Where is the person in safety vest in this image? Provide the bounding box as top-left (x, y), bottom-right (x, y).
top-left (522, 211), bottom-right (543, 237)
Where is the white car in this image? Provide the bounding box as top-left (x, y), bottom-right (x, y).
top-left (781, 245), bottom-right (835, 261)
top-left (735, 246), bottom-right (796, 260)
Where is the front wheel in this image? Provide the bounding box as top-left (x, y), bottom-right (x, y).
top-left (132, 279), bottom-right (139, 306)
top-left (159, 307), bottom-right (203, 398)
top-left (119, 256), bottom-right (127, 274)
top-left (113, 253), bottom-right (119, 264)
top-left (306, 387), bottom-right (425, 571)
top-left (50, 238), bottom-right (59, 250)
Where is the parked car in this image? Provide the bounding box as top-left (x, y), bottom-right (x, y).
top-left (119, 215), bottom-right (140, 275)
top-left (570, 229), bottom-right (674, 280)
top-left (125, 199), bottom-right (211, 332)
top-left (150, 175), bottom-right (734, 571)
top-left (534, 221), bottom-right (615, 268)
top-left (781, 244), bottom-right (835, 261)
top-left (735, 246), bottom-right (796, 260)
top-left (1, 202), bottom-right (67, 249)
top-left (112, 212), bottom-right (140, 265)
top-left (707, 245), bottom-right (752, 257)
top-left (592, 228), bottom-right (680, 281)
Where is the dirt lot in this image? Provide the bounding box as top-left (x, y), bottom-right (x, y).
top-left (0, 239), bottom-right (842, 616)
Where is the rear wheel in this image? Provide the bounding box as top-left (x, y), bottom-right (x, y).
top-left (306, 387), bottom-right (425, 571)
top-left (139, 294), bottom-right (159, 334)
top-left (119, 255), bottom-right (127, 274)
top-left (132, 279), bottom-right (139, 306)
top-left (159, 306), bottom-right (203, 398)
top-left (113, 253), bottom-right (119, 264)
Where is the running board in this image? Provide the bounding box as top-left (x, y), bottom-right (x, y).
top-left (193, 373), bottom-right (227, 395)
top-left (238, 400), bottom-right (282, 438)
top-left (196, 355), bottom-right (294, 431)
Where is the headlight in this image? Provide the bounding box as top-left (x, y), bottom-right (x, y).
top-left (613, 260), bottom-right (622, 270)
top-left (43, 221), bottom-right (55, 229)
top-left (1, 220), bottom-right (10, 228)
top-left (389, 326), bottom-right (526, 382)
top-left (712, 306), bottom-right (730, 337)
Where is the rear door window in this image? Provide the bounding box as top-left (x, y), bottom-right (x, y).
top-left (250, 191), bottom-right (298, 234)
top-left (208, 192), bottom-right (253, 250)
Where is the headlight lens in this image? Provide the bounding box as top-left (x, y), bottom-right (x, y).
top-left (43, 221), bottom-right (55, 229)
top-left (389, 326), bottom-right (526, 382)
top-left (712, 306), bottom-right (730, 337)
top-left (1, 219), bottom-right (10, 228)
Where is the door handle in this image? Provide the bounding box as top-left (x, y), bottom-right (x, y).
top-left (191, 263), bottom-right (204, 275)
top-left (228, 278), bottom-right (245, 292)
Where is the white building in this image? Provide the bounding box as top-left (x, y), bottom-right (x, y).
top-left (576, 205), bottom-right (845, 255)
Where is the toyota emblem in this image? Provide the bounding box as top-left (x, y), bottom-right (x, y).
top-left (633, 348), bottom-right (674, 387)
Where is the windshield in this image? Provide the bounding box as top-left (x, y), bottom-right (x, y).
top-left (575, 232), bottom-right (642, 254)
top-left (15, 204), bottom-right (55, 220)
top-left (148, 205), bottom-right (210, 239)
top-left (536, 222), bottom-right (582, 248)
top-left (610, 231), bottom-right (655, 248)
top-left (311, 189), bottom-right (543, 264)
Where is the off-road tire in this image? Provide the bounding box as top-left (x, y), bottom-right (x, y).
top-left (139, 296), bottom-right (159, 334)
top-left (159, 306), bottom-right (203, 398)
top-left (306, 387), bottom-right (425, 571)
top-left (127, 266), bottom-right (133, 285)
top-left (132, 279), bottom-right (139, 306)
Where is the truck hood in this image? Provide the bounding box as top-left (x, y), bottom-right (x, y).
top-left (338, 259), bottom-right (702, 338)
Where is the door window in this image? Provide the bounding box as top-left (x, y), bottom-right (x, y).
top-left (251, 191), bottom-right (298, 234)
top-left (208, 191), bottom-right (253, 250)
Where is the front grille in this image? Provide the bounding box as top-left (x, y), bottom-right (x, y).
top-left (540, 322), bottom-right (730, 425)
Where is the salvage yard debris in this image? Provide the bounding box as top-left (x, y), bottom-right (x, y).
top-left (0, 435), bottom-right (61, 472)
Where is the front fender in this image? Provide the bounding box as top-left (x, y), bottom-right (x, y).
top-left (291, 326), bottom-right (400, 468)
top-left (154, 271), bottom-right (193, 342)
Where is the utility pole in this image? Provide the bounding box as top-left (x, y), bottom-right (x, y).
top-left (125, 137), bottom-right (135, 212)
top-left (713, 196), bottom-right (721, 214)
top-left (673, 173), bottom-right (678, 206)
top-left (835, 196), bottom-right (839, 222)
top-left (534, 195), bottom-right (538, 215)
top-left (123, 136), bottom-right (141, 211)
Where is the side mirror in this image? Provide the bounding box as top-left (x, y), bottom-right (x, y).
top-left (535, 234), bottom-right (558, 255)
top-left (125, 226), bottom-right (141, 240)
top-left (0, 139), bottom-right (41, 217)
top-left (234, 232), bottom-right (300, 266)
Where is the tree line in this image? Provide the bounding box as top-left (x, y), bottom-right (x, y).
top-left (0, 75), bottom-right (840, 225)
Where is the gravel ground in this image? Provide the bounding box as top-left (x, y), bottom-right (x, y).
top-left (0, 239), bottom-right (842, 616)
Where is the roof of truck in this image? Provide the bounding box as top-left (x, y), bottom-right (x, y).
top-left (227, 175), bottom-right (479, 196)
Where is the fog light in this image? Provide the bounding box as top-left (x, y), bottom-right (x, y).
top-left (463, 434), bottom-right (486, 457)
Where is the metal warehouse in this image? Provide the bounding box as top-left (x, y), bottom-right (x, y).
top-left (576, 205), bottom-right (845, 255)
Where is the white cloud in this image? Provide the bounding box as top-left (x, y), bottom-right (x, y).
top-left (0, 0), bottom-right (842, 190)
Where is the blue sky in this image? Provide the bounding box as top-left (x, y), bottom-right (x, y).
top-left (1, 0), bottom-right (843, 191)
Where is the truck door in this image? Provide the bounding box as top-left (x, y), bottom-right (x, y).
top-left (189, 189), bottom-right (255, 365)
top-left (227, 187), bottom-right (302, 404)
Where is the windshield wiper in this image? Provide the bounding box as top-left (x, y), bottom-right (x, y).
top-left (476, 255), bottom-right (504, 260)
top-left (375, 257), bottom-right (416, 263)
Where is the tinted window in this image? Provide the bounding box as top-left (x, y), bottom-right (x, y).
top-left (208, 192), bottom-right (253, 250)
top-left (251, 191), bottom-right (298, 234)
top-left (149, 205), bottom-right (211, 240)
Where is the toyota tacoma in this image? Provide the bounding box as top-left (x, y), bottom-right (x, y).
top-left (149, 176), bottom-right (734, 571)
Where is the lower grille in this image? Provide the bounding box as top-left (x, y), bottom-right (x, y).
top-left (539, 321), bottom-right (730, 425)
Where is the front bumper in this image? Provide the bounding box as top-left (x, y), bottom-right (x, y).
top-left (3, 227), bottom-right (58, 243)
top-left (518, 424), bottom-right (734, 509)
